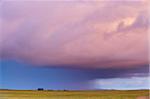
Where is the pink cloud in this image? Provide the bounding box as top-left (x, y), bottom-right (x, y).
top-left (0, 1), bottom-right (149, 69)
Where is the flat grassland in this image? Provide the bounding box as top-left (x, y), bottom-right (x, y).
top-left (0, 90), bottom-right (149, 99)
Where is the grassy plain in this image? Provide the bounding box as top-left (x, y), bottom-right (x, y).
top-left (0, 90), bottom-right (149, 99)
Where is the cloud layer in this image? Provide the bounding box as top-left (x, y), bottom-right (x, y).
top-left (91, 76), bottom-right (149, 90)
top-left (0, 1), bottom-right (149, 69)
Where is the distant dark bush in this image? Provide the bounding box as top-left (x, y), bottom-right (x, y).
top-left (63, 89), bottom-right (68, 91)
top-left (37, 88), bottom-right (44, 91)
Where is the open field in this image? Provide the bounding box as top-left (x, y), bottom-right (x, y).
top-left (0, 90), bottom-right (149, 99)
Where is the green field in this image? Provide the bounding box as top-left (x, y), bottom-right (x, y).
top-left (0, 90), bottom-right (149, 99)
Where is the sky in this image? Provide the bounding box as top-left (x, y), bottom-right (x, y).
top-left (0, 0), bottom-right (149, 90)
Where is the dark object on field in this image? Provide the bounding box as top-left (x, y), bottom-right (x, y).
top-left (37, 88), bottom-right (44, 91)
top-left (63, 89), bottom-right (68, 91)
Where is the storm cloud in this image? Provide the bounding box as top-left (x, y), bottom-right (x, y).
top-left (0, 1), bottom-right (149, 71)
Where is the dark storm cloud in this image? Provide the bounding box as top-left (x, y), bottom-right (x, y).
top-left (42, 64), bottom-right (149, 81)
